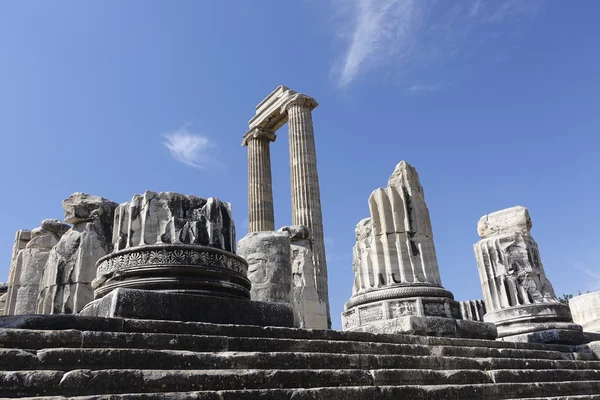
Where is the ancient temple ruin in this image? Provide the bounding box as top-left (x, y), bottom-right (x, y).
top-left (241, 86), bottom-right (330, 328)
top-left (2, 87), bottom-right (600, 398)
top-left (474, 206), bottom-right (585, 343)
top-left (342, 161), bottom-right (495, 338)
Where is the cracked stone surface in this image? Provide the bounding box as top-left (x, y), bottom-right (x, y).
top-left (4, 220), bottom-right (69, 315)
top-left (112, 191), bottom-right (236, 252)
top-left (37, 193), bottom-right (118, 315)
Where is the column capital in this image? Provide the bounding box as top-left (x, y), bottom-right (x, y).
top-left (241, 127), bottom-right (277, 147)
top-left (281, 93), bottom-right (318, 113)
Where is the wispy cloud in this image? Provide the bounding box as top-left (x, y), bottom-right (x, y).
top-left (570, 261), bottom-right (600, 293)
top-left (408, 83), bottom-right (444, 93)
top-left (331, 0), bottom-right (541, 87)
top-left (162, 126), bottom-right (216, 170)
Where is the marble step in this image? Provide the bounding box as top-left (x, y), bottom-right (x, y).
top-left (0, 329), bottom-right (593, 362)
top-left (5, 379), bottom-right (600, 399)
top-left (2, 348), bottom-right (600, 372)
top-left (0, 314), bottom-right (580, 353)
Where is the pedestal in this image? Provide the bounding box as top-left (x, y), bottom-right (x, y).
top-left (80, 288), bottom-right (295, 327)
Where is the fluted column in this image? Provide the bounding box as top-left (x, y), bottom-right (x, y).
top-left (242, 128), bottom-right (277, 232)
top-left (283, 94), bottom-right (330, 327)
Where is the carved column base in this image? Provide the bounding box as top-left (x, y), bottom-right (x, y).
top-left (342, 293), bottom-right (497, 339)
top-left (483, 303), bottom-right (592, 344)
top-left (344, 313), bottom-right (497, 340)
top-left (92, 244), bottom-right (251, 300)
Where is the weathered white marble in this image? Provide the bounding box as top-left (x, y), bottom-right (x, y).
top-left (37, 193), bottom-right (118, 315)
top-left (112, 191), bottom-right (236, 252)
top-left (279, 225), bottom-right (328, 329)
top-left (350, 161), bottom-right (441, 294)
top-left (342, 161), bottom-right (495, 338)
top-left (243, 87), bottom-right (331, 328)
top-left (474, 206), bottom-right (580, 340)
top-left (238, 231), bottom-right (292, 305)
top-left (569, 292), bottom-right (600, 333)
top-left (242, 128), bottom-right (276, 232)
top-left (4, 220), bottom-right (69, 315)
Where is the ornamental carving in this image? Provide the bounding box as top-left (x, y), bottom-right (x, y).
top-left (96, 245), bottom-right (248, 278)
top-left (424, 302), bottom-right (447, 317)
top-left (343, 310), bottom-right (358, 329)
top-left (391, 301), bottom-right (416, 318)
top-left (359, 305), bottom-right (384, 323)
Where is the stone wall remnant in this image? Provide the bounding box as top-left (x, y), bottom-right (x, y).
top-left (4, 220), bottom-right (69, 315)
top-left (37, 193), bottom-right (118, 315)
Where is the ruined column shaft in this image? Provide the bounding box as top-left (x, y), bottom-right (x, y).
top-left (243, 129), bottom-right (276, 232)
top-left (286, 98), bottom-right (330, 326)
top-left (473, 206), bottom-right (580, 340)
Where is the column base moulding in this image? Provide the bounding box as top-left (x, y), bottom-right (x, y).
top-left (93, 244), bottom-right (251, 300)
top-left (344, 284), bottom-right (455, 309)
top-left (342, 295), bottom-right (497, 340)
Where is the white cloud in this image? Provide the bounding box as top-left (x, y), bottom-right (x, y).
top-left (331, 0), bottom-right (541, 87)
top-left (162, 127), bottom-right (215, 170)
top-left (408, 83), bottom-right (444, 93)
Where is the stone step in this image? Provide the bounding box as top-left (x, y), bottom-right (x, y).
top-left (2, 368), bottom-right (600, 397)
top-left (3, 348), bottom-right (600, 372)
top-left (0, 329), bottom-right (592, 362)
top-left (0, 315), bottom-right (581, 353)
top-left (9, 381), bottom-right (600, 400)
top-left (512, 396), bottom-right (600, 400)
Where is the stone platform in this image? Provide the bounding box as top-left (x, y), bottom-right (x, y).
top-left (1, 314), bottom-right (600, 398)
top-left (80, 288), bottom-right (295, 327)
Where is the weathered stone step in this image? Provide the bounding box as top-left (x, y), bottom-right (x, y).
top-left (0, 315), bottom-right (581, 353)
top-left (12, 382), bottom-right (600, 400)
top-left (2, 369), bottom-right (600, 397)
top-left (3, 348), bottom-right (600, 372)
top-left (0, 329), bottom-right (591, 362)
top-left (512, 396), bottom-right (600, 400)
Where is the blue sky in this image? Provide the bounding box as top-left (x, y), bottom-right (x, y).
top-left (1, 1), bottom-right (599, 329)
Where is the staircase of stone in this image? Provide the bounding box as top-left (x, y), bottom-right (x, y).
top-left (1, 315), bottom-right (599, 399)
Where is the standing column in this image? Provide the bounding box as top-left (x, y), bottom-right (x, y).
top-left (283, 94), bottom-right (331, 327)
top-left (242, 128), bottom-right (276, 232)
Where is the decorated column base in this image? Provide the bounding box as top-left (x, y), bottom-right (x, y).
top-left (485, 303), bottom-right (590, 344)
top-left (342, 286), bottom-right (497, 340)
